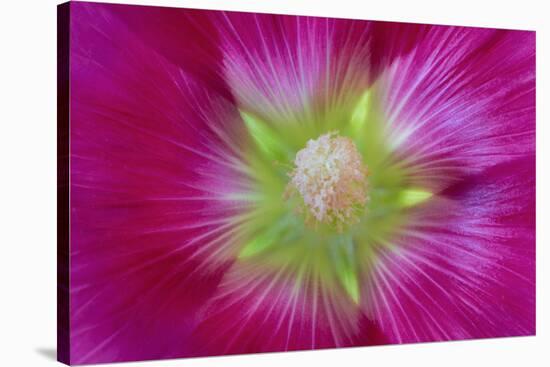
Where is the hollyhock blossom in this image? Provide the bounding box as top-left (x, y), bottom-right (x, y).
top-left (68, 2), bottom-right (535, 364)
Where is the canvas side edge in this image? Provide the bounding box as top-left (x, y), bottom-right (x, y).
top-left (57, 2), bottom-right (71, 365)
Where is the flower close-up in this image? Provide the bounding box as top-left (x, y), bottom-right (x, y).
top-left (68, 2), bottom-right (535, 364)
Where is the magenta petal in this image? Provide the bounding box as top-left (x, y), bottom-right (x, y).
top-left (364, 157), bottom-right (535, 343)
top-left (190, 262), bottom-right (367, 355)
top-left (375, 26), bottom-right (535, 190)
top-left (70, 3), bottom-right (248, 363)
top-left (216, 12), bottom-right (373, 122)
top-left (369, 22), bottom-right (430, 77)
top-left (109, 3), bottom-right (233, 100)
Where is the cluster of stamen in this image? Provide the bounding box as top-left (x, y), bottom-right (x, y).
top-left (285, 132), bottom-right (369, 232)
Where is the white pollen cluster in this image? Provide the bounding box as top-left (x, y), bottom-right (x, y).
top-left (285, 132), bottom-right (369, 231)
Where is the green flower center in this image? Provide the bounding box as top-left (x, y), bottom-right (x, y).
top-left (234, 88), bottom-right (435, 304)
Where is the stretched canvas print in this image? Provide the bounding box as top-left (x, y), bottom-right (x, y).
top-left (57, 1), bottom-right (536, 365)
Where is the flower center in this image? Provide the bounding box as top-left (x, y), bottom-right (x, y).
top-left (285, 132), bottom-right (369, 231)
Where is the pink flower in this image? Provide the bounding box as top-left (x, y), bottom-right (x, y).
top-left (66, 2), bottom-right (535, 364)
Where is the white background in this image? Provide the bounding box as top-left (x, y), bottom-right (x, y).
top-left (0, 0), bottom-right (547, 366)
